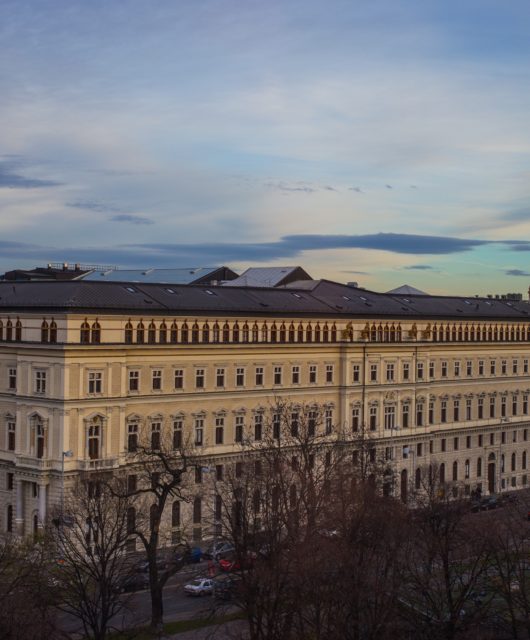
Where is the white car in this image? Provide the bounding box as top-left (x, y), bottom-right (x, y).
top-left (184, 578), bottom-right (214, 597)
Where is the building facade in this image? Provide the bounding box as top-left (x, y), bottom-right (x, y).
top-left (1, 279), bottom-right (530, 538)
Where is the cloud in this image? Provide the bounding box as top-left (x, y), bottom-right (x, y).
top-left (67, 200), bottom-right (123, 213)
top-left (264, 181), bottom-right (316, 193)
top-left (349, 187), bottom-right (363, 193)
top-left (0, 160), bottom-right (61, 189)
top-left (110, 214), bottom-right (154, 225)
top-left (506, 269), bottom-right (530, 276)
top-left (404, 264), bottom-right (433, 270)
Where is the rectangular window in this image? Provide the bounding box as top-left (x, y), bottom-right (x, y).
top-left (369, 406), bottom-right (377, 431)
top-left (478, 397), bottom-right (484, 419)
top-left (291, 366), bottom-right (300, 384)
top-left (151, 422), bottom-right (161, 450)
top-left (173, 420), bottom-right (182, 449)
top-left (7, 422), bottom-right (15, 451)
top-left (351, 408), bottom-right (359, 432)
top-left (501, 360), bottom-right (507, 375)
top-left (384, 406), bottom-right (395, 430)
top-left (416, 403), bottom-right (424, 427)
top-left (255, 367), bottom-right (264, 386)
top-left (501, 397), bottom-right (507, 417)
top-left (479, 434), bottom-right (483, 447)
top-left (325, 409), bottom-right (333, 434)
top-left (466, 361), bottom-right (472, 376)
top-left (466, 435), bottom-right (471, 449)
top-left (441, 361), bottom-right (448, 378)
top-left (524, 395), bottom-right (529, 415)
top-left (88, 371), bottom-right (102, 394)
top-left (309, 365), bottom-right (317, 384)
top-left (127, 423), bottom-right (138, 452)
top-left (454, 361), bottom-right (460, 377)
top-left (513, 360), bottom-right (518, 375)
top-left (7, 472), bottom-right (14, 490)
top-left (453, 437), bottom-right (459, 451)
top-left (524, 359), bottom-right (529, 374)
top-left (402, 404), bottom-right (409, 429)
top-left (35, 370), bottom-right (47, 394)
top-left (194, 418), bottom-right (204, 446)
top-left (352, 364), bottom-right (360, 382)
top-left (273, 413), bottom-right (281, 439)
top-left (441, 438), bottom-right (446, 453)
top-left (429, 361), bottom-right (435, 378)
top-left (513, 397), bottom-right (518, 416)
top-left (231, 416), bottom-right (243, 444)
top-left (453, 400), bottom-right (460, 422)
top-left (386, 363), bottom-right (394, 382)
top-left (501, 431), bottom-right (506, 444)
top-left (370, 364), bottom-right (377, 382)
top-left (254, 414), bottom-right (263, 441)
top-left (325, 365), bottom-right (334, 383)
top-left (417, 442), bottom-right (423, 457)
top-left (273, 366), bottom-right (282, 385)
top-left (127, 474), bottom-right (137, 494)
top-left (174, 369), bottom-right (184, 389)
top-left (8, 368), bottom-right (16, 391)
top-left (478, 360), bottom-right (484, 375)
top-left (490, 433), bottom-right (494, 446)
top-left (216, 368), bottom-right (225, 388)
top-left (291, 412), bottom-right (299, 437)
top-left (489, 397), bottom-right (495, 418)
top-left (490, 360), bottom-right (496, 375)
top-left (429, 440), bottom-right (433, 454)
top-left (429, 401), bottom-right (434, 424)
top-left (216, 464), bottom-right (224, 482)
top-left (152, 369), bottom-right (162, 391)
top-left (466, 399), bottom-right (472, 420)
top-left (417, 362), bottom-right (424, 380)
top-left (403, 362), bottom-right (410, 380)
top-left (128, 370), bottom-right (139, 392)
top-left (441, 401), bottom-right (447, 423)
top-left (236, 367), bottom-right (245, 387)
top-left (512, 430), bottom-right (517, 443)
top-left (215, 417), bottom-right (224, 445)
top-left (195, 369), bottom-right (205, 389)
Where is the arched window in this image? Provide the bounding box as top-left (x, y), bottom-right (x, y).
top-left (159, 321), bottom-right (167, 344)
top-left (477, 457), bottom-right (482, 477)
top-left (36, 422), bottom-right (45, 459)
top-left (91, 320), bottom-right (100, 344)
top-left (306, 323), bottom-right (312, 343)
top-left (242, 322), bottom-right (249, 343)
top-left (396, 324), bottom-right (402, 341)
top-left (222, 322), bottom-right (230, 343)
top-left (191, 322), bottom-right (199, 343)
top-left (124, 321), bottom-right (133, 344)
top-left (261, 322), bottom-right (268, 342)
top-left (213, 322), bottom-right (220, 343)
top-left (181, 321), bottom-right (189, 343)
top-left (377, 324), bottom-right (383, 342)
top-left (136, 321), bottom-right (145, 344)
top-left (288, 323), bottom-right (295, 342)
top-left (457, 325), bottom-right (463, 341)
top-left (464, 324), bottom-right (469, 341)
top-left (383, 324), bottom-right (389, 342)
top-left (170, 321), bottom-right (178, 343)
top-left (151, 422), bottom-right (161, 450)
top-left (232, 322), bottom-right (240, 343)
top-left (202, 322), bottom-right (210, 343)
top-left (298, 323), bottom-right (304, 342)
top-left (270, 322), bottom-right (278, 343)
top-left (49, 320), bottom-right (57, 343)
top-left (127, 422), bottom-right (138, 453)
top-left (445, 325), bottom-right (451, 341)
top-left (370, 324), bottom-right (377, 341)
top-left (88, 422), bottom-right (101, 459)
top-left (451, 325), bottom-right (457, 341)
top-left (81, 320), bottom-right (91, 344)
top-left (331, 323), bottom-right (337, 342)
top-left (6, 320), bottom-right (12, 342)
top-left (315, 323), bottom-right (321, 342)
top-left (252, 323), bottom-right (259, 342)
top-left (148, 321), bottom-right (157, 344)
top-left (41, 320), bottom-right (49, 343)
top-left (511, 452), bottom-right (516, 471)
top-left (323, 323), bottom-right (329, 343)
top-left (278, 323), bottom-right (286, 343)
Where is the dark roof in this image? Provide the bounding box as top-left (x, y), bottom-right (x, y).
top-left (82, 266), bottom-right (238, 284)
top-left (0, 280), bottom-right (528, 320)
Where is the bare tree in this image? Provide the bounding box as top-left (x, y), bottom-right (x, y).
top-left (117, 425), bottom-right (198, 632)
top-left (49, 477), bottom-right (136, 640)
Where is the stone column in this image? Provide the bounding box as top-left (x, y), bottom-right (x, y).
top-left (15, 479), bottom-right (24, 535)
top-left (38, 483), bottom-right (47, 528)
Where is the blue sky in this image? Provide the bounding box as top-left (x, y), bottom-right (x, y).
top-left (2, 0), bottom-right (530, 295)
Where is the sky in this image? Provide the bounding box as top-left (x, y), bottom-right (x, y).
top-left (2, 0), bottom-right (530, 295)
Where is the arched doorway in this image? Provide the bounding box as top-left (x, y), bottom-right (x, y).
top-left (488, 453), bottom-right (496, 494)
top-left (400, 469), bottom-right (408, 503)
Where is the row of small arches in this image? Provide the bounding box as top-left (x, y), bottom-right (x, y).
top-left (124, 319), bottom-right (339, 345)
top-left (0, 319), bottom-right (22, 342)
top-left (432, 323), bottom-right (530, 343)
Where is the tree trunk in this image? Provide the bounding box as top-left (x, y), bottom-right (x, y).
top-left (150, 582), bottom-right (164, 630)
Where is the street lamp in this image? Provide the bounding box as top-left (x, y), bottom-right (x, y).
top-left (61, 450), bottom-right (73, 518)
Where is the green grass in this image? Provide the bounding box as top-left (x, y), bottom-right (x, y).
top-left (110, 611), bottom-right (244, 639)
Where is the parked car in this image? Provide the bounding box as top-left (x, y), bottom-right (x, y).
top-left (214, 575), bottom-right (242, 601)
top-left (204, 541), bottom-right (235, 560)
top-left (184, 578), bottom-right (214, 597)
top-left (117, 572), bottom-right (149, 593)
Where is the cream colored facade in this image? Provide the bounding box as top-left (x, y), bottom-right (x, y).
top-left (2, 282), bottom-right (530, 539)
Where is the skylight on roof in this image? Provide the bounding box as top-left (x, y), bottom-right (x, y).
top-left (342, 295), bottom-right (351, 301)
top-left (292, 293), bottom-right (302, 299)
top-left (165, 288), bottom-right (176, 294)
top-left (204, 290), bottom-right (216, 295)
top-left (124, 286), bottom-right (136, 293)
top-left (359, 296), bottom-right (368, 302)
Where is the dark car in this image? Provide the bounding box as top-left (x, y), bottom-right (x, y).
top-left (117, 572), bottom-right (149, 593)
top-left (214, 575), bottom-right (242, 601)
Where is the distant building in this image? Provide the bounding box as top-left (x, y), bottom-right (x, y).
top-left (82, 266), bottom-right (238, 286)
top-left (225, 266), bottom-right (312, 288)
top-left (386, 284), bottom-right (428, 296)
top-left (1, 262), bottom-right (94, 282)
top-left (485, 292), bottom-right (524, 302)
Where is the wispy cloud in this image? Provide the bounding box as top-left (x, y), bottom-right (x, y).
top-left (404, 264), bottom-right (433, 270)
top-left (67, 200), bottom-right (123, 213)
top-left (0, 159), bottom-right (61, 189)
top-left (110, 214), bottom-right (154, 225)
top-left (506, 269), bottom-right (530, 276)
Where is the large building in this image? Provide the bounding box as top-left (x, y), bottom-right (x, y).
top-left (1, 277), bottom-right (530, 539)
